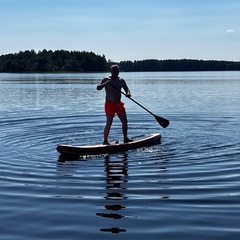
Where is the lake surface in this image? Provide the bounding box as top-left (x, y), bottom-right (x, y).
top-left (0, 71), bottom-right (240, 239)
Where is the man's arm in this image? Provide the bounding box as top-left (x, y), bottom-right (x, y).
top-left (122, 79), bottom-right (131, 98)
top-left (97, 78), bottom-right (110, 90)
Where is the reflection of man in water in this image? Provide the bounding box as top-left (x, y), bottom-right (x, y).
top-left (97, 154), bottom-right (128, 233)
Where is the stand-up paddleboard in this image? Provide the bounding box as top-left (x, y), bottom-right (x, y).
top-left (57, 133), bottom-right (161, 157)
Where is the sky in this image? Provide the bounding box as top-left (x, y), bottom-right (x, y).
top-left (1, 0), bottom-right (240, 62)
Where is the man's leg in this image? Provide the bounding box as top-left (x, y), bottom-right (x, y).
top-left (104, 115), bottom-right (114, 142)
top-left (118, 111), bottom-right (128, 139)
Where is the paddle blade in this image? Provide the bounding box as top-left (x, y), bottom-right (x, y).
top-left (154, 115), bottom-right (170, 128)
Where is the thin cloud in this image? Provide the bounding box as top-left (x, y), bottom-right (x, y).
top-left (226, 29), bottom-right (234, 33)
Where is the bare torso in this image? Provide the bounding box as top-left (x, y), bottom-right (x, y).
top-left (101, 76), bottom-right (129, 103)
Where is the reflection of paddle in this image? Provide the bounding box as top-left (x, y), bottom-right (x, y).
top-left (109, 83), bottom-right (170, 128)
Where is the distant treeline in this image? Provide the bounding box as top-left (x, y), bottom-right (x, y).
top-left (119, 59), bottom-right (240, 72)
top-left (0, 49), bottom-right (108, 72)
top-left (0, 49), bottom-right (240, 72)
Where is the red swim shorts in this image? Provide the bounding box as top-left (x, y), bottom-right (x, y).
top-left (105, 101), bottom-right (125, 116)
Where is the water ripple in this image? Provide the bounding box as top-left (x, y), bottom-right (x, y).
top-left (1, 112), bottom-right (240, 238)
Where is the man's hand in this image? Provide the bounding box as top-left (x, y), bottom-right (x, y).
top-left (126, 92), bottom-right (131, 98)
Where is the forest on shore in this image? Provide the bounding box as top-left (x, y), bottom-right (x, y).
top-left (0, 49), bottom-right (240, 73)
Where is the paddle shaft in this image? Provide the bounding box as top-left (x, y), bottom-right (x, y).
top-left (108, 82), bottom-right (170, 128)
top-left (109, 83), bottom-right (157, 117)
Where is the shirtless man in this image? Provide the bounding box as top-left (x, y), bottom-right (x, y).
top-left (97, 64), bottom-right (133, 145)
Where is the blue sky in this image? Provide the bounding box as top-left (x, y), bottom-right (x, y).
top-left (1, 0), bottom-right (239, 61)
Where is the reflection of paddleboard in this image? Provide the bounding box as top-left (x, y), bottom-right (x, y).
top-left (57, 133), bottom-right (161, 157)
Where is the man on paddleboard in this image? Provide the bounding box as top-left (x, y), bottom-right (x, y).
top-left (97, 64), bottom-right (133, 145)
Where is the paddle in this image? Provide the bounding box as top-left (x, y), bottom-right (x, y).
top-left (108, 83), bottom-right (170, 128)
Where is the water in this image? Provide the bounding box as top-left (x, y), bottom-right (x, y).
top-left (0, 71), bottom-right (240, 239)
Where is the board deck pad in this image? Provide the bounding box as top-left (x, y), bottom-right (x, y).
top-left (57, 133), bottom-right (161, 158)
